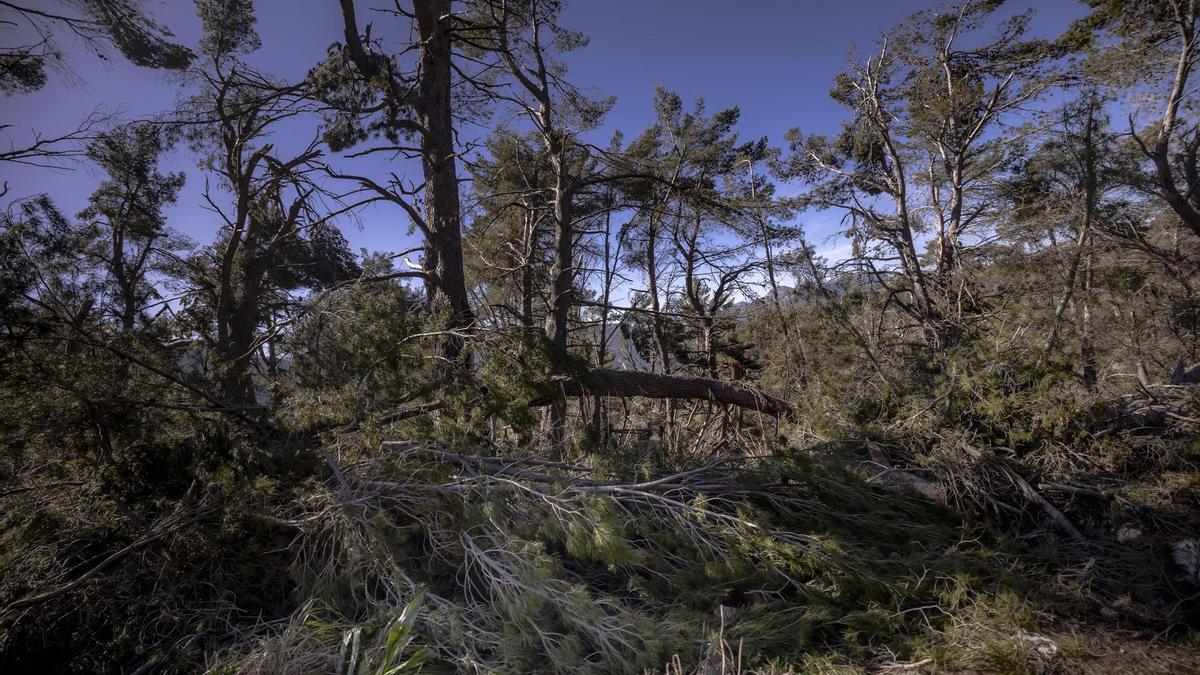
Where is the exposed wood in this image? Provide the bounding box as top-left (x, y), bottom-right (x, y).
top-left (1038, 480), bottom-right (1111, 502)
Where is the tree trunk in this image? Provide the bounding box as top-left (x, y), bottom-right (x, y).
top-left (541, 125), bottom-right (574, 353)
top-left (1151, 4), bottom-right (1200, 238)
top-left (542, 133), bottom-right (574, 456)
top-left (414, 0), bottom-right (473, 359)
top-left (1047, 98), bottom-right (1099, 355)
top-left (1077, 252), bottom-right (1097, 389)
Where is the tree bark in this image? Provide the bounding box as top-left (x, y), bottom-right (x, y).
top-left (413, 0), bottom-right (473, 359)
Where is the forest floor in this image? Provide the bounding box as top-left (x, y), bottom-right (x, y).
top-left (1048, 628), bottom-right (1200, 674)
top-left (6, 431), bottom-right (1200, 673)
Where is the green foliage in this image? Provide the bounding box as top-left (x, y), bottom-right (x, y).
top-left (197, 0), bottom-right (261, 57)
top-left (337, 594), bottom-right (433, 675)
top-left (0, 1), bottom-right (191, 97)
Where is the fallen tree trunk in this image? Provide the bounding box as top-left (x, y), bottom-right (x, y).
top-left (532, 368), bottom-right (795, 419)
top-left (375, 370), bottom-right (795, 425)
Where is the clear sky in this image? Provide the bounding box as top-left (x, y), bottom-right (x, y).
top-left (1, 0), bottom-right (1088, 264)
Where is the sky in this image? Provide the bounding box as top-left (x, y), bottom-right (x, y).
top-left (1, 0), bottom-right (1089, 268)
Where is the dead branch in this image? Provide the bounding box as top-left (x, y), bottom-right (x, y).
top-left (0, 506), bottom-right (207, 616)
top-left (863, 444), bottom-right (947, 503)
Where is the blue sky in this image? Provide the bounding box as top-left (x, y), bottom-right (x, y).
top-left (1, 0), bottom-right (1088, 267)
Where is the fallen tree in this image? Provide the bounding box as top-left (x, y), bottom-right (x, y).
top-left (361, 369), bottom-right (793, 432)
top-left (530, 368), bottom-right (795, 419)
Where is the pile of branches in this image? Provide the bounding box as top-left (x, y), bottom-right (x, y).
top-left (221, 439), bottom-right (986, 673)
